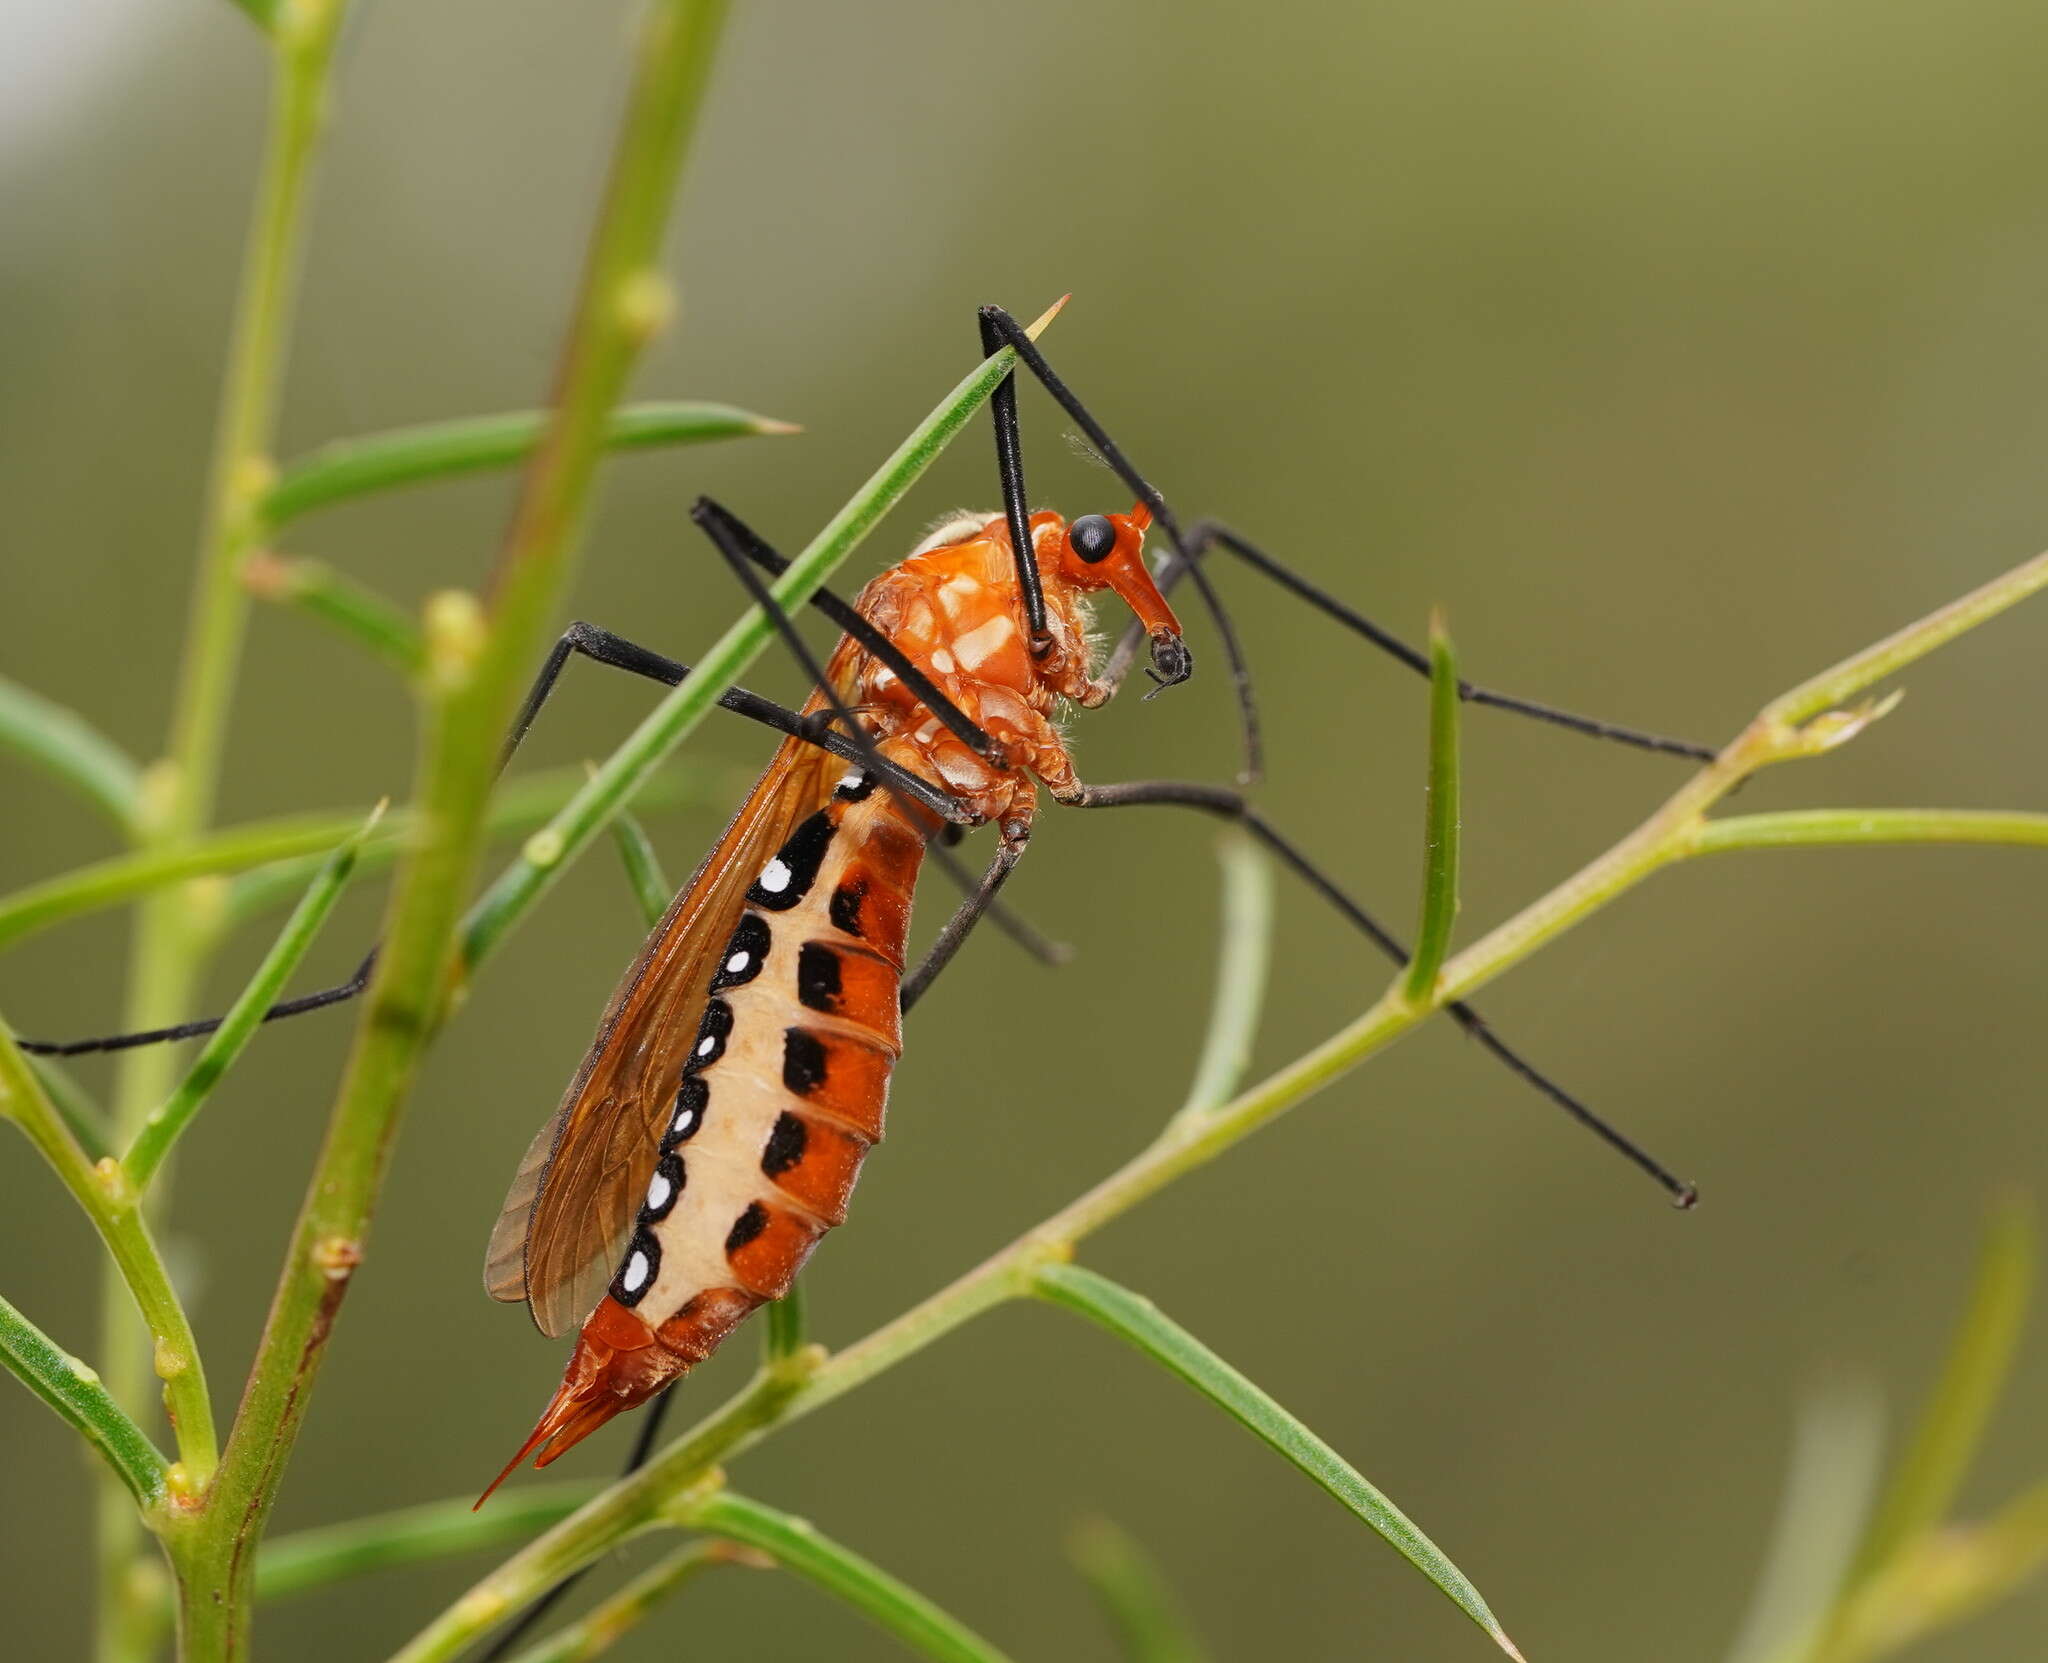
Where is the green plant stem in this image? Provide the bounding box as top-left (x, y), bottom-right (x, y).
top-left (501, 1538), bottom-right (766, 1663)
top-left (393, 542), bottom-right (2048, 1663)
top-left (179, 7), bottom-right (733, 1656)
top-left (0, 1023), bottom-right (214, 1485)
top-left (1689, 809), bottom-right (2048, 855)
top-left (0, 1290), bottom-right (168, 1509)
top-left (262, 401), bottom-right (795, 526)
top-left (99, 6), bottom-right (351, 1654)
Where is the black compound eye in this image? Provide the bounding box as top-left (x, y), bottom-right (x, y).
top-left (1068, 514), bottom-right (1118, 564)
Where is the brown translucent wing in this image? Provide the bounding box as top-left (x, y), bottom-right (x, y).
top-left (485, 733), bottom-right (839, 1338)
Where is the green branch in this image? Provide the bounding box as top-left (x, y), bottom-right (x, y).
top-left (0, 1292), bottom-right (168, 1510)
top-left (262, 402), bottom-right (795, 527)
top-left (102, 5), bottom-right (354, 1648)
top-left (183, 7), bottom-right (736, 1655)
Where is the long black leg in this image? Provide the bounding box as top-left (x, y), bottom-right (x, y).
top-left (976, 305), bottom-right (1715, 769)
top-left (690, 500), bottom-right (1066, 968)
top-left (1064, 778), bottom-right (1697, 1207)
top-left (978, 309), bottom-right (1052, 654)
top-left (901, 839), bottom-right (1032, 1014)
top-left (690, 498), bottom-right (999, 764)
top-left (16, 627), bottom-right (979, 1057)
top-left (1102, 522), bottom-right (1719, 764)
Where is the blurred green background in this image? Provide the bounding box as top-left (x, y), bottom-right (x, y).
top-left (3, 0), bottom-right (2045, 1657)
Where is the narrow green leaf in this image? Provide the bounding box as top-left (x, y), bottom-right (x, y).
top-left (1404, 613), bottom-right (1460, 1004)
top-left (1067, 1516), bottom-right (1212, 1663)
top-left (0, 1290), bottom-right (167, 1507)
top-left (684, 1490), bottom-right (1016, 1663)
top-left (246, 553), bottom-right (425, 674)
top-left (1847, 1197), bottom-right (2033, 1586)
top-left (1034, 1262), bottom-right (1523, 1660)
top-left (0, 673), bottom-right (144, 833)
top-left (609, 806), bottom-right (673, 928)
top-left (502, 1537), bottom-right (768, 1663)
top-left (122, 805), bottom-right (381, 1189)
top-left (1167, 831), bottom-right (1274, 1130)
top-left (256, 1481), bottom-right (602, 1602)
top-left (1724, 1377), bottom-right (1889, 1663)
top-left (262, 402), bottom-right (796, 527)
top-left (222, 763), bottom-right (714, 928)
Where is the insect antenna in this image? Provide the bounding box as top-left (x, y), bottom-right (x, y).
top-left (691, 497), bottom-right (1067, 968)
top-left (1066, 777), bottom-right (1697, 1207)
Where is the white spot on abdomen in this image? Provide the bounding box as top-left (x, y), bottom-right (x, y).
top-left (621, 1250), bottom-right (651, 1293)
top-left (725, 949), bottom-right (750, 975)
top-left (758, 858), bottom-right (792, 893)
top-left (646, 1172), bottom-right (673, 1210)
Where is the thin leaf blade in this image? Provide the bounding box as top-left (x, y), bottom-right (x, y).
top-left (1404, 612), bottom-right (1460, 1004)
top-left (1034, 1262), bottom-right (1523, 1659)
top-left (1067, 1516), bottom-right (1212, 1663)
top-left (686, 1489), bottom-right (1016, 1663)
top-left (0, 1290), bottom-right (167, 1507)
top-left (0, 674), bottom-right (144, 833)
top-left (262, 401), bottom-right (797, 526)
top-left (123, 803), bottom-right (382, 1188)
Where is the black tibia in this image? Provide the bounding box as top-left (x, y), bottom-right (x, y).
top-left (979, 308), bottom-right (1051, 653)
top-left (1065, 778), bottom-right (1697, 1209)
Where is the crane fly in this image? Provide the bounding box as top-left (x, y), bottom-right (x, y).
top-left (13, 303), bottom-right (1709, 1540)
top-left (477, 500), bottom-right (1180, 1499)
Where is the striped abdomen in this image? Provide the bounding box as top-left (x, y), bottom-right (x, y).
top-left (503, 753), bottom-right (935, 1473)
